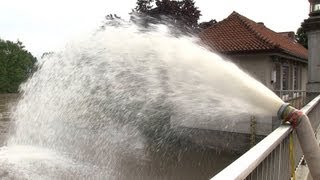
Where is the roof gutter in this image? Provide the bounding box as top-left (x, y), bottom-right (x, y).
top-left (270, 52), bottom-right (308, 64)
top-left (225, 50), bottom-right (308, 64)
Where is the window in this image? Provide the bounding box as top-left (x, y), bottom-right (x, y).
top-left (282, 64), bottom-right (289, 90)
top-left (275, 63), bottom-right (281, 90)
top-left (293, 66), bottom-right (299, 90)
top-left (313, 4), bottom-right (320, 12)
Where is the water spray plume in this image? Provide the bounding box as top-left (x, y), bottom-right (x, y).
top-left (0, 22), bottom-right (284, 179)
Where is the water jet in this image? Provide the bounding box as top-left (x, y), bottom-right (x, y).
top-left (0, 23), bottom-right (295, 179)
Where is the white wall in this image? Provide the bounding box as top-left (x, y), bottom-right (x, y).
top-left (301, 64), bottom-right (308, 91)
top-left (178, 54), bottom-right (307, 136)
top-left (230, 55), bottom-right (273, 89)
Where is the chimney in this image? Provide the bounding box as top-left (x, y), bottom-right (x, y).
top-left (278, 31), bottom-right (295, 40)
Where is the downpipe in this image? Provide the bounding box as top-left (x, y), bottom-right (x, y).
top-left (278, 103), bottom-right (320, 180)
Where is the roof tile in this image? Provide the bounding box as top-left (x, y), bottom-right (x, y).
top-left (199, 12), bottom-right (308, 60)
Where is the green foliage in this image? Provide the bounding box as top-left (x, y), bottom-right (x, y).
top-left (135, 0), bottom-right (154, 13)
top-left (199, 19), bottom-right (217, 29)
top-left (0, 39), bottom-right (37, 93)
top-left (41, 51), bottom-right (54, 59)
top-left (295, 27), bottom-right (308, 49)
top-left (100, 14), bottom-right (123, 30)
top-left (134, 0), bottom-right (201, 29)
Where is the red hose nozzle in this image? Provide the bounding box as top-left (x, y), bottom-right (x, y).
top-left (277, 103), bottom-right (304, 128)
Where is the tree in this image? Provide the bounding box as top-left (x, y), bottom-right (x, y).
top-left (295, 27), bottom-right (308, 49)
top-left (135, 0), bottom-right (153, 13)
top-left (0, 39), bottom-right (37, 93)
top-left (134, 0), bottom-right (201, 30)
top-left (100, 14), bottom-right (123, 30)
top-left (199, 19), bottom-right (217, 29)
top-left (41, 51), bottom-right (54, 59)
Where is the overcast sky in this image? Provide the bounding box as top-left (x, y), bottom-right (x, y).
top-left (0, 0), bottom-right (309, 57)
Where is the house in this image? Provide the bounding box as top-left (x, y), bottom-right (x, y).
top-left (199, 12), bottom-right (308, 101)
top-left (181, 12), bottom-right (309, 152)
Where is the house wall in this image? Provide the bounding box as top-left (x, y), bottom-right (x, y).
top-left (272, 58), bottom-right (308, 91)
top-left (223, 54), bottom-right (308, 135)
top-left (229, 55), bottom-right (273, 90)
top-left (229, 54), bottom-right (308, 92)
top-left (301, 64), bottom-right (308, 91)
top-left (228, 55), bottom-right (274, 136)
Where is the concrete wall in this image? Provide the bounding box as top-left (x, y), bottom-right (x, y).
top-left (225, 55), bottom-right (274, 135)
top-left (230, 55), bottom-right (274, 90)
top-left (227, 54), bottom-right (307, 135)
top-left (178, 54), bottom-right (307, 137)
top-left (302, 64), bottom-right (308, 91)
top-left (231, 55), bottom-right (308, 92)
top-left (306, 30), bottom-right (320, 101)
top-left (307, 30), bottom-right (320, 83)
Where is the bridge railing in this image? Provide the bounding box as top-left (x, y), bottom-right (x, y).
top-left (274, 90), bottom-right (307, 109)
top-left (211, 94), bottom-right (320, 180)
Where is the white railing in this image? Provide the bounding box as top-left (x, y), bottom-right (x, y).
top-left (211, 94), bottom-right (320, 180)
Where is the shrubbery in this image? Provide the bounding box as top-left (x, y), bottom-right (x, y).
top-left (0, 39), bottom-right (37, 93)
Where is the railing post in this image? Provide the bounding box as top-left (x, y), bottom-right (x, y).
top-left (250, 116), bottom-right (257, 147)
top-left (211, 94), bottom-right (320, 179)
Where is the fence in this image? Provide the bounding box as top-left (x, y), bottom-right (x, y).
top-left (211, 94), bottom-right (320, 180)
top-left (274, 90), bottom-right (307, 109)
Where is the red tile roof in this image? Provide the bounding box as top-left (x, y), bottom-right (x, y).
top-left (199, 12), bottom-right (308, 60)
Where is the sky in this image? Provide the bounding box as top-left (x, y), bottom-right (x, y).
top-left (0, 0), bottom-right (309, 58)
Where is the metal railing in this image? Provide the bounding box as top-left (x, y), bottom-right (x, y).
top-left (211, 94), bottom-right (320, 180)
top-left (274, 90), bottom-right (307, 109)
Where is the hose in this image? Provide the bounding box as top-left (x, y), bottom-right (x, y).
top-left (278, 104), bottom-right (320, 179)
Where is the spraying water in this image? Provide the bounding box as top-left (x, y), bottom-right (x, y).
top-left (0, 22), bottom-right (283, 179)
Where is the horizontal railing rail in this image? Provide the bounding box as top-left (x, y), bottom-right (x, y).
top-left (211, 94), bottom-right (320, 180)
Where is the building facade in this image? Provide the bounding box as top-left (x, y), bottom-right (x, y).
top-left (199, 12), bottom-right (308, 101)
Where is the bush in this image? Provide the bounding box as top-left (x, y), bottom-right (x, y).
top-left (0, 39), bottom-right (37, 93)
